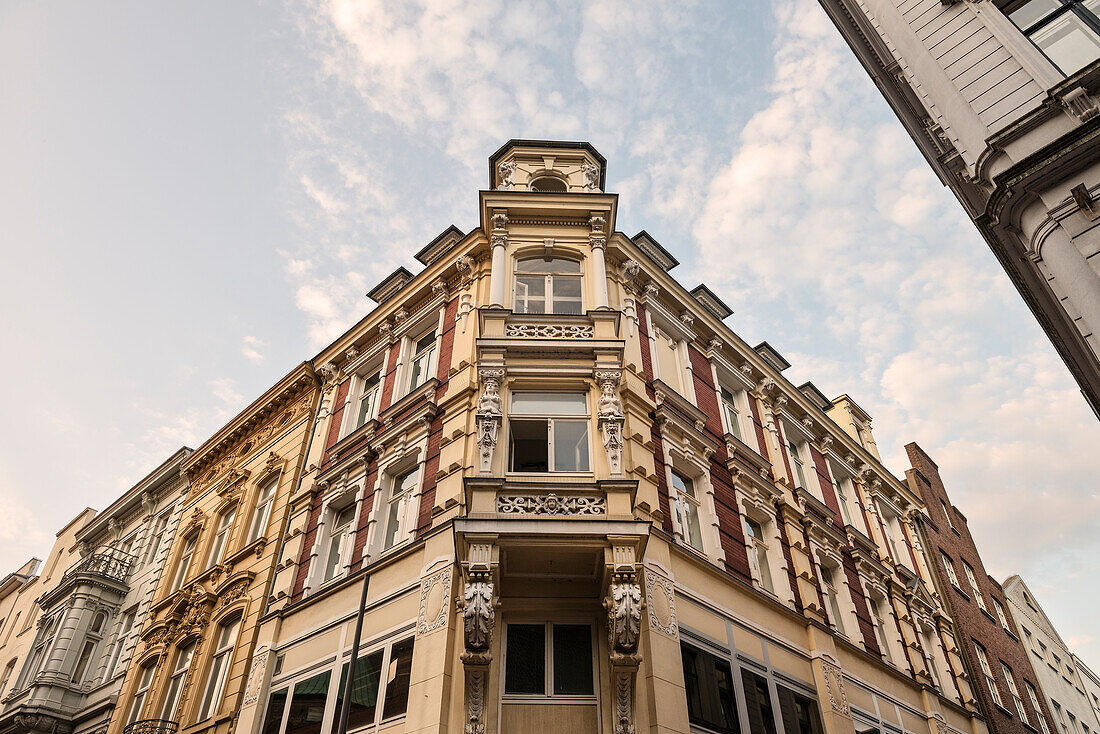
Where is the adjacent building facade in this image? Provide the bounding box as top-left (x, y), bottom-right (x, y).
top-left (106, 365), bottom-right (319, 734)
top-left (0, 450), bottom-right (191, 734)
top-left (1002, 576), bottom-right (1100, 734)
top-left (0, 509), bottom-right (97, 733)
top-left (819, 0), bottom-right (1100, 416)
top-left (904, 445), bottom-right (1053, 734)
top-left (204, 140), bottom-right (990, 734)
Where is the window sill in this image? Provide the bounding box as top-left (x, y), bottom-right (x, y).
top-left (994, 702), bottom-right (1014, 718)
top-left (951, 584), bottom-right (970, 602)
top-left (505, 471), bottom-right (595, 479)
top-left (979, 608), bottom-right (999, 625)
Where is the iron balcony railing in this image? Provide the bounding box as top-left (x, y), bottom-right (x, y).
top-left (123, 720), bottom-right (179, 734)
top-left (61, 546), bottom-right (136, 585)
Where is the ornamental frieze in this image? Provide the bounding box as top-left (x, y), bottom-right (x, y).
top-left (497, 493), bottom-right (606, 516)
top-left (504, 322), bottom-right (593, 338)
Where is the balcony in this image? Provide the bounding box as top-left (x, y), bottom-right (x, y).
top-left (124, 720), bottom-right (179, 734)
top-left (62, 547), bottom-right (135, 585)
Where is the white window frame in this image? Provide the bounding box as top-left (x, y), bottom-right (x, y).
top-left (247, 478), bottom-right (277, 545)
top-left (820, 560), bottom-right (849, 637)
top-left (169, 535), bottom-right (197, 593)
top-left (671, 468), bottom-right (705, 553)
top-left (405, 327), bottom-right (439, 394)
top-left (380, 466), bottom-right (420, 553)
top-left (975, 644), bottom-right (1003, 707)
top-left (1028, 682), bottom-right (1051, 734)
top-left (348, 366), bottom-right (384, 434)
top-left (501, 619), bottom-right (599, 702)
top-left (507, 392), bottom-right (592, 475)
top-left (830, 468), bottom-right (856, 526)
top-left (942, 551), bottom-right (961, 588)
top-left (161, 641), bottom-right (195, 721)
top-left (994, 599), bottom-right (1012, 633)
top-left (207, 507), bottom-right (237, 568)
top-left (104, 609), bottom-right (136, 680)
top-left (787, 439), bottom-right (809, 490)
top-left (1002, 663), bottom-right (1030, 724)
top-left (870, 595), bottom-right (897, 665)
top-left (128, 663), bottom-right (156, 724)
top-left (320, 503), bottom-right (358, 585)
top-left (512, 255), bottom-right (584, 315)
top-left (744, 516), bottom-right (775, 594)
top-left (719, 385), bottom-right (747, 442)
top-left (145, 511), bottom-right (171, 563)
top-left (198, 616), bottom-right (240, 721)
top-left (963, 562), bottom-right (987, 611)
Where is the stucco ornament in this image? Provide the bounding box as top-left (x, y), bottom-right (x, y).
top-left (475, 368), bottom-right (504, 474)
top-left (496, 160), bottom-right (516, 190)
top-left (596, 370), bottom-right (625, 475)
top-left (607, 579), bottom-right (642, 653)
top-left (460, 571), bottom-right (496, 734)
top-left (462, 580), bottom-right (495, 652)
top-left (621, 259), bottom-right (641, 289)
top-left (581, 161), bottom-right (600, 191)
top-left (317, 361), bottom-right (339, 387)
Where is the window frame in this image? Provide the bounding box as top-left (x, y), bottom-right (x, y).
top-left (787, 439), bottom-right (808, 490)
top-left (104, 608), bottom-right (137, 681)
top-left (161, 641), bottom-right (196, 721)
top-left (207, 506), bottom-right (237, 568)
top-left (169, 534), bottom-right (198, 594)
top-left (506, 391), bottom-right (592, 475)
top-left (1028, 681), bottom-right (1052, 734)
top-left (512, 255), bottom-right (584, 315)
top-left (197, 615), bottom-right (241, 721)
top-left (671, 468), bottom-right (706, 553)
top-left (820, 561), bottom-right (848, 637)
top-left (941, 551), bottom-right (961, 589)
top-left (128, 662), bottom-right (157, 724)
top-left (320, 503), bottom-right (358, 585)
top-left (501, 620), bottom-right (598, 702)
top-left (247, 477), bottom-right (278, 545)
top-left (1002, 662), bottom-right (1030, 725)
top-left (351, 367), bottom-right (384, 432)
top-left (380, 466), bottom-right (420, 553)
top-left (962, 562), bottom-right (988, 612)
top-left (719, 385), bottom-right (746, 441)
top-left (405, 327), bottom-right (439, 394)
top-left (1001, 0), bottom-right (1100, 75)
top-left (974, 643), bottom-right (1004, 708)
top-left (744, 516), bottom-right (775, 594)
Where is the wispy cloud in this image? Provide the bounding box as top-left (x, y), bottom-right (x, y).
top-left (241, 335), bottom-right (267, 364)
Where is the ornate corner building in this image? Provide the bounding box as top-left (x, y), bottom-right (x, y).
top-left (90, 139), bottom-right (994, 734)
top-left (817, 0), bottom-right (1100, 416)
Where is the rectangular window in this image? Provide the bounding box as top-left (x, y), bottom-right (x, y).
top-left (170, 536), bottom-right (196, 593)
top-left (286, 670), bottom-right (331, 734)
top-left (208, 508), bottom-right (237, 567)
top-left (146, 512), bottom-right (170, 563)
top-left (778, 685), bottom-right (824, 734)
top-left (671, 470), bottom-right (704, 552)
top-left (1002, 663), bottom-right (1030, 724)
top-left (71, 639), bottom-right (98, 684)
top-left (248, 478), bottom-right (277, 545)
top-left (788, 441), bottom-right (807, 489)
top-left (354, 371), bottom-right (383, 429)
top-left (832, 475), bottom-right (855, 526)
top-left (513, 257), bottom-right (583, 315)
top-left (963, 562), bottom-right (987, 611)
top-left (199, 617), bottom-right (241, 720)
top-left (260, 688), bottom-right (287, 734)
top-left (745, 518), bottom-right (774, 593)
top-left (994, 599), bottom-right (1013, 633)
top-left (323, 505), bottom-right (356, 582)
top-left (822, 565), bottom-right (846, 636)
top-left (504, 623), bottom-right (594, 698)
top-left (380, 638), bottom-right (414, 720)
top-left (941, 500), bottom-right (955, 531)
top-left (721, 387), bottom-right (743, 440)
top-left (743, 668), bottom-right (777, 734)
top-left (508, 393), bottom-right (590, 473)
top-left (331, 650), bottom-right (383, 733)
top-left (162, 643), bottom-right (195, 720)
top-left (872, 598), bottom-right (894, 665)
top-left (941, 552), bottom-right (961, 588)
top-left (974, 644), bottom-right (1003, 707)
top-left (383, 469), bottom-right (418, 551)
top-left (1004, 0), bottom-right (1100, 74)
top-left (0, 660), bottom-right (15, 697)
top-left (407, 330), bottom-right (437, 392)
top-left (1028, 682), bottom-right (1051, 734)
top-left (128, 663), bottom-right (156, 724)
top-left (681, 642), bottom-right (740, 734)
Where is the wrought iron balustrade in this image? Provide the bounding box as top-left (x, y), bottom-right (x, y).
top-left (124, 719), bottom-right (179, 734)
top-left (62, 546), bottom-right (136, 585)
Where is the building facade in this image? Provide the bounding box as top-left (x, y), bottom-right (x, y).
top-left (1002, 576), bottom-right (1100, 734)
top-left (819, 0), bottom-right (1100, 416)
top-left (0, 450), bottom-right (191, 734)
top-left (205, 140), bottom-right (992, 734)
top-left (0, 509), bottom-right (97, 733)
top-left (107, 366), bottom-right (319, 734)
top-left (904, 445), bottom-right (1053, 734)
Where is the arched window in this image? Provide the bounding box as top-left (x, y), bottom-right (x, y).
top-left (529, 176), bottom-right (567, 192)
top-left (127, 661), bottom-right (157, 724)
top-left (161, 641), bottom-right (195, 721)
top-left (513, 257), bottom-right (582, 315)
top-left (198, 615), bottom-right (241, 720)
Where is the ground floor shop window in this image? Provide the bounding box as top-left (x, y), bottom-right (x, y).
top-left (682, 642), bottom-right (740, 734)
top-left (261, 637), bottom-right (414, 734)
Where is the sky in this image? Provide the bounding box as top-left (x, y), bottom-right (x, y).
top-left (1, 0), bottom-right (1097, 663)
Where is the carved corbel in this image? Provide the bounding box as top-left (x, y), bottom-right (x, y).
top-left (475, 368), bottom-right (505, 474)
top-left (459, 543), bottom-right (497, 734)
top-left (605, 557), bottom-right (642, 734)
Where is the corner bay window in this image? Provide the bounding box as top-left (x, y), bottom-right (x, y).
top-left (1005, 0), bottom-right (1100, 74)
top-left (260, 638), bottom-right (414, 734)
top-left (671, 469), bottom-right (704, 552)
top-left (513, 256), bottom-right (582, 315)
top-left (505, 623), bottom-right (593, 697)
top-left (508, 392), bottom-right (589, 473)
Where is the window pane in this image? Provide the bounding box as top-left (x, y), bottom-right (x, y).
top-left (509, 419), bottom-right (549, 472)
top-left (414, 331), bottom-right (437, 353)
top-left (672, 470), bottom-right (696, 498)
top-left (516, 257), bottom-right (580, 273)
top-left (287, 671), bottom-right (331, 734)
top-left (682, 643), bottom-right (739, 734)
top-left (743, 669), bottom-right (778, 734)
top-left (514, 275), bottom-right (546, 314)
top-left (1031, 11), bottom-right (1100, 73)
top-left (681, 500), bottom-right (703, 551)
top-left (714, 658), bottom-right (740, 733)
top-left (550, 275), bottom-right (583, 314)
top-left (512, 392), bottom-right (587, 415)
top-left (261, 688), bottom-right (287, 734)
top-left (778, 686), bottom-right (823, 734)
top-left (1009, 0), bottom-right (1061, 29)
top-left (505, 624), bottom-right (545, 695)
top-left (553, 625), bottom-right (593, 695)
top-left (552, 419), bottom-right (589, 472)
top-left (332, 650), bottom-right (383, 732)
top-left (383, 496), bottom-right (403, 549)
top-left (381, 639), bottom-right (414, 720)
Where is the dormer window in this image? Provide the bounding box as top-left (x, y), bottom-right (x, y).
top-left (529, 176), bottom-right (567, 192)
top-left (514, 257), bottom-right (582, 315)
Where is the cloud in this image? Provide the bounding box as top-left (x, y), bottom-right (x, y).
top-left (240, 335), bottom-right (266, 364)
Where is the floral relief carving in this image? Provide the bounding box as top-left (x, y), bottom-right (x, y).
top-left (645, 569), bottom-right (678, 638)
top-left (505, 322), bottom-right (593, 338)
top-left (607, 578), bottom-right (643, 653)
top-left (821, 658), bottom-right (851, 716)
top-left (461, 579), bottom-right (494, 653)
top-left (497, 493), bottom-right (606, 516)
top-left (242, 649), bottom-right (269, 706)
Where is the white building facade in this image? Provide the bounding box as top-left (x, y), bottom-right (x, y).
top-left (818, 0), bottom-right (1100, 416)
top-left (1002, 576), bottom-right (1100, 734)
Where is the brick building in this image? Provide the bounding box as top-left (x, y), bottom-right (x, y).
top-left (905, 444), bottom-right (1054, 734)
